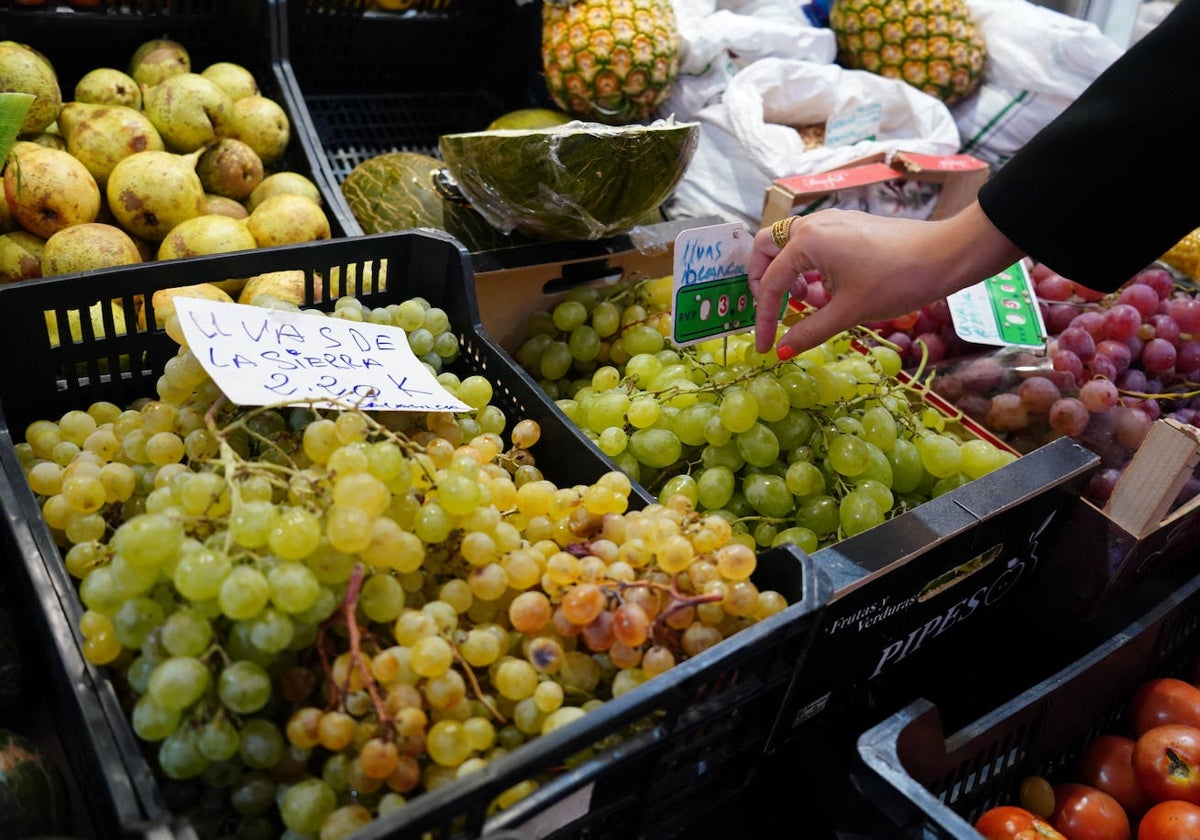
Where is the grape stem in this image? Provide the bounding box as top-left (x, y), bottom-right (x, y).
top-left (319, 562), bottom-right (394, 738)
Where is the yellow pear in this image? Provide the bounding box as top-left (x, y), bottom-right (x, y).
top-left (200, 62), bottom-right (259, 101)
top-left (238, 270), bottom-right (310, 306)
top-left (227, 95), bottom-right (289, 167)
top-left (142, 282), bottom-right (233, 330)
top-left (246, 194), bottom-right (330, 248)
top-left (3, 144), bottom-right (100, 239)
top-left (142, 73), bottom-right (233, 153)
top-left (246, 171), bottom-right (321, 212)
top-left (74, 67), bottom-right (142, 109)
top-left (45, 300), bottom-right (128, 348)
top-left (203, 193), bottom-right (249, 220)
top-left (0, 229), bottom-right (45, 283)
top-left (41, 222), bottom-right (142, 278)
top-left (158, 214), bottom-right (257, 260)
top-left (128, 38), bottom-right (190, 88)
top-left (106, 149), bottom-right (206, 241)
top-left (58, 101), bottom-right (165, 187)
top-left (0, 41), bottom-right (61, 133)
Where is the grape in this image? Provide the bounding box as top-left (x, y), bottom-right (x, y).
top-left (1142, 337), bottom-right (1177, 374)
top-left (1049, 397), bottom-right (1090, 436)
top-left (1118, 282), bottom-right (1160, 318)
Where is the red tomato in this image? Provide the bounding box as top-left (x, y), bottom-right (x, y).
top-left (976, 805), bottom-right (1068, 839)
top-left (1133, 725), bottom-right (1200, 804)
top-left (1128, 678), bottom-right (1200, 736)
top-left (1136, 800), bottom-right (1200, 840)
top-left (1078, 734), bottom-right (1154, 817)
top-left (1050, 783), bottom-right (1131, 840)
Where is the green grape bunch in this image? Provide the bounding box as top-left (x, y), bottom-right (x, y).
top-left (514, 275), bottom-right (1019, 555)
top-left (16, 291), bottom-right (789, 839)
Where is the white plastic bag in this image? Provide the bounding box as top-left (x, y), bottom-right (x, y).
top-left (952, 0), bottom-right (1123, 169)
top-left (663, 0), bottom-right (837, 120)
top-left (665, 57), bottom-right (961, 228)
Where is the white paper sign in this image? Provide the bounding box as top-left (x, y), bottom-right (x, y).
top-left (174, 297), bottom-right (470, 413)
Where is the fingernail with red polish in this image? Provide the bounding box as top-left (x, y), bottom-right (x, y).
top-left (776, 345), bottom-right (797, 361)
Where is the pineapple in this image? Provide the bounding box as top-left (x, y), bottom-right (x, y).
top-left (1162, 227), bottom-right (1200, 281)
top-left (829, 0), bottom-right (987, 107)
top-left (541, 0), bottom-right (680, 126)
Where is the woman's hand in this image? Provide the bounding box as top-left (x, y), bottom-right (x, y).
top-left (749, 201), bottom-right (1026, 358)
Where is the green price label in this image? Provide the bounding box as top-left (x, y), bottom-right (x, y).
top-left (946, 261), bottom-right (1047, 349)
top-left (673, 274), bottom-right (757, 345)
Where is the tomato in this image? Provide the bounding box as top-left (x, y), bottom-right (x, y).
top-left (1133, 724), bottom-right (1200, 805)
top-left (976, 805), bottom-right (1068, 839)
top-left (1136, 800), bottom-right (1200, 840)
top-left (1049, 783), bottom-right (1132, 840)
top-left (1128, 678), bottom-right (1200, 736)
top-left (1078, 734), bottom-right (1154, 817)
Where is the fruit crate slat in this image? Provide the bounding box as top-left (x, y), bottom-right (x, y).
top-left (0, 228), bottom-right (834, 838)
top-left (0, 0), bottom-right (352, 238)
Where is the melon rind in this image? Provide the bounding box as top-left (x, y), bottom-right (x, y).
top-left (438, 118), bottom-right (699, 241)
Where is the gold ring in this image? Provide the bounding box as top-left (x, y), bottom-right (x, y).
top-left (771, 217), bottom-right (793, 249)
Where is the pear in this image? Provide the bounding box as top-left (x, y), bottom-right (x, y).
top-left (3, 144), bottom-right (100, 239)
top-left (142, 73), bottom-right (232, 153)
top-left (106, 149), bottom-right (206, 241)
top-left (58, 102), bottom-right (165, 187)
top-left (41, 222), bottom-right (142, 277)
top-left (195, 138), bottom-right (263, 200)
top-left (142, 282), bottom-right (233, 330)
top-left (227, 95), bottom-right (290, 167)
top-left (45, 300), bottom-right (129, 349)
top-left (0, 229), bottom-right (45, 283)
top-left (246, 194), bottom-right (330, 248)
top-left (200, 62), bottom-right (259, 101)
top-left (203, 193), bottom-right (249, 220)
top-left (74, 67), bottom-right (142, 109)
top-left (238, 270), bottom-right (309, 306)
top-left (158, 213), bottom-right (257, 260)
top-left (18, 131), bottom-right (66, 151)
top-left (246, 171), bottom-right (321, 212)
top-left (128, 38), bottom-right (190, 88)
top-left (0, 41), bottom-right (62, 133)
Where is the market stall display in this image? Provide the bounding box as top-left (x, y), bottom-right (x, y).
top-left (3, 0), bottom-right (1197, 838)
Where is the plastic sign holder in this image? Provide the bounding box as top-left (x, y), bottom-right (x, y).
top-left (670, 221), bottom-right (785, 348)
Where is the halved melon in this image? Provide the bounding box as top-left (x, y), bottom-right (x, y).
top-left (438, 118), bottom-right (699, 241)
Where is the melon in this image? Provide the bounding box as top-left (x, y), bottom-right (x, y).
top-left (438, 118), bottom-right (699, 241)
top-left (340, 152), bottom-right (531, 252)
top-left (0, 728), bottom-right (70, 837)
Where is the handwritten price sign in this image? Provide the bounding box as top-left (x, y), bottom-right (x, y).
top-left (174, 297), bottom-right (470, 413)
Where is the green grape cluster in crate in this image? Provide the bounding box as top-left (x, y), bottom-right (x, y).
top-left (14, 290), bottom-right (791, 839)
top-left (513, 275), bottom-right (1019, 554)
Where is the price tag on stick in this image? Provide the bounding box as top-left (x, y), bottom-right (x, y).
top-left (946, 261), bottom-right (1048, 349)
top-left (671, 221), bottom-right (785, 347)
top-left (174, 297), bottom-right (470, 413)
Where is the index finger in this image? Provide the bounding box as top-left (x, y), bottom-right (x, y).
top-left (753, 240), bottom-right (815, 353)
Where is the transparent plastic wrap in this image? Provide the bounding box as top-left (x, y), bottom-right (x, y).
top-left (438, 117), bottom-right (700, 241)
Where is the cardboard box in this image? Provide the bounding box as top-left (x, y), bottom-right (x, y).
top-left (761, 151), bottom-right (991, 228)
top-left (1037, 418), bottom-right (1200, 617)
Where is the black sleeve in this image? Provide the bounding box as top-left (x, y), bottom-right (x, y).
top-left (976, 0), bottom-right (1200, 292)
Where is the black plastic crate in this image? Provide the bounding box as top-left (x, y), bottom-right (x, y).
top-left (0, 228), bottom-right (834, 838)
top-left (0, 0), bottom-right (351, 237)
top-left (842, 567), bottom-right (1200, 839)
top-left (270, 0), bottom-right (552, 241)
